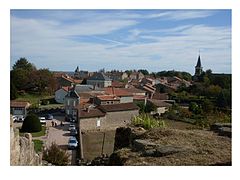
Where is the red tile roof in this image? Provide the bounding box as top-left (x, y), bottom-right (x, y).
top-left (79, 108), bottom-right (106, 118)
top-left (104, 87), bottom-right (133, 97)
top-left (147, 99), bottom-right (171, 107)
top-left (125, 87), bottom-right (146, 94)
top-left (10, 101), bottom-right (30, 108)
top-left (98, 102), bottom-right (139, 112)
top-left (96, 95), bottom-right (120, 101)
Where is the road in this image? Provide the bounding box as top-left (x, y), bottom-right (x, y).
top-left (13, 115), bottom-right (77, 165)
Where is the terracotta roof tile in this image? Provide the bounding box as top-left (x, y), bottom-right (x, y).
top-left (10, 101), bottom-right (30, 108)
top-left (104, 87), bottom-right (133, 97)
top-left (99, 102), bottom-right (139, 112)
top-left (79, 108), bottom-right (105, 118)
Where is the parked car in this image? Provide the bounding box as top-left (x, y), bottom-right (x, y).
top-left (69, 117), bottom-right (77, 123)
top-left (68, 137), bottom-right (78, 149)
top-left (13, 115), bottom-right (24, 122)
top-left (45, 114), bottom-right (53, 120)
top-left (68, 124), bottom-right (76, 131)
top-left (70, 128), bottom-right (78, 136)
top-left (39, 117), bottom-right (46, 125)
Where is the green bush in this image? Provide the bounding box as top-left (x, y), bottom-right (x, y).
top-left (43, 143), bottom-right (70, 165)
top-left (21, 113), bottom-right (42, 133)
top-left (33, 139), bottom-right (43, 153)
top-left (132, 114), bottom-right (166, 129)
top-left (41, 99), bottom-right (49, 105)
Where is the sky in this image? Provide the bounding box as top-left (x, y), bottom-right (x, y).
top-left (10, 9), bottom-right (231, 74)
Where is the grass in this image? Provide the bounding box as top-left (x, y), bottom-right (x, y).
top-left (20, 126), bottom-right (46, 137)
top-left (132, 114), bottom-right (166, 129)
top-left (16, 93), bottom-right (53, 105)
top-left (33, 139), bottom-right (43, 153)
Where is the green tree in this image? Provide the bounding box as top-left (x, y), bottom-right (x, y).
top-left (12, 57), bottom-right (36, 71)
top-left (43, 142), bottom-right (70, 165)
top-left (138, 69), bottom-right (149, 75)
top-left (10, 81), bottom-right (18, 100)
top-left (189, 102), bottom-right (202, 114)
top-left (21, 113), bottom-right (42, 133)
top-left (202, 99), bottom-right (214, 113)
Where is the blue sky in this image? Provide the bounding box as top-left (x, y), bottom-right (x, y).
top-left (10, 10), bottom-right (231, 74)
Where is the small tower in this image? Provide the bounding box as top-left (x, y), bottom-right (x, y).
top-left (195, 54), bottom-right (203, 76)
top-left (74, 66), bottom-right (80, 79)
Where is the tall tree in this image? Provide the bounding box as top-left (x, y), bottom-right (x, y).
top-left (12, 57), bottom-right (36, 71)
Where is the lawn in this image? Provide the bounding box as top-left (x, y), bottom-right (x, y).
top-left (20, 126), bottom-right (46, 137)
top-left (16, 93), bottom-right (53, 105)
top-left (33, 139), bottom-right (43, 153)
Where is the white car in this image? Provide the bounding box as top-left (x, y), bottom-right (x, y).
top-left (68, 137), bottom-right (78, 149)
top-left (13, 115), bottom-right (24, 122)
top-left (68, 124), bottom-right (76, 131)
top-left (39, 117), bottom-right (46, 125)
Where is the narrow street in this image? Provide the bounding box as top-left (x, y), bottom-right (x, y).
top-left (45, 115), bottom-right (77, 165)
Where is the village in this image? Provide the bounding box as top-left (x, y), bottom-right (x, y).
top-left (10, 55), bottom-right (231, 166)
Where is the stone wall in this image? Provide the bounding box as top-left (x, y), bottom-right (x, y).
top-left (10, 117), bottom-right (42, 166)
top-left (104, 110), bottom-right (139, 128)
top-left (79, 110), bottom-right (139, 131)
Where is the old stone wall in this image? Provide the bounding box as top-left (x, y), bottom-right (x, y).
top-left (10, 117), bottom-right (42, 166)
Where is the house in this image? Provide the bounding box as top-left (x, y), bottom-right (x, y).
top-left (78, 103), bottom-right (139, 131)
top-left (147, 99), bottom-right (171, 115)
top-left (55, 86), bottom-right (69, 103)
top-left (79, 108), bottom-right (106, 131)
top-left (104, 87), bottom-right (133, 103)
top-left (10, 101), bottom-right (31, 117)
top-left (141, 77), bottom-right (155, 86)
top-left (87, 72), bottom-right (112, 88)
top-left (98, 103), bottom-right (139, 128)
top-left (124, 87), bottom-right (147, 103)
top-left (55, 75), bottom-right (82, 89)
top-left (106, 71), bottom-right (128, 81)
top-left (129, 71), bottom-right (144, 80)
top-left (95, 95), bottom-right (120, 105)
top-left (152, 92), bottom-right (169, 100)
top-left (65, 89), bottom-right (80, 120)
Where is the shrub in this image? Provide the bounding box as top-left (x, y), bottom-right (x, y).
top-left (41, 99), bottom-right (49, 105)
top-left (33, 139), bottom-right (43, 153)
top-left (132, 114), bottom-right (166, 129)
top-left (21, 113), bottom-right (42, 133)
top-left (43, 143), bottom-right (70, 165)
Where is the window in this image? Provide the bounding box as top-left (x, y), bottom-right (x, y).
top-left (67, 100), bottom-right (70, 106)
top-left (97, 119), bottom-right (101, 127)
top-left (73, 100), bottom-right (76, 106)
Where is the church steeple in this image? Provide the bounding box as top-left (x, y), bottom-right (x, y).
top-left (74, 66), bottom-right (80, 79)
top-left (195, 53), bottom-right (203, 76)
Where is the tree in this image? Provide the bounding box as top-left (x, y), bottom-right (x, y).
top-left (43, 142), bottom-right (70, 165)
top-left (10, 81), bottom-right (18, 100)
top-left (12, 57), bottom-right (36, 71)
top-left (21, 113), bottom-right (42, 133)
top-left (138, 69), bottom-right (149, 75)
top-left (202, 99), bottom-right (214, 113)
top-left (189, 102), bottom-right (202, 114)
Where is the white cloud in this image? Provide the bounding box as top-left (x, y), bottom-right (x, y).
top-left (11, 10), bottom-right (231, 74)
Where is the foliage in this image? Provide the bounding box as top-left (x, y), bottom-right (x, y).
top-left (10, 81), bottom-right (18, 100)
top-left (132, 114), bottom-right (166, 129)
top-left (156, 70), bottom-right (192, 81)
top-left (135, 102), bottom-right (157, 113)
top-left (31, 126), bottom-right (46, 137)
top-left (138, 69), bottom-right (149, 75)
top-left (33, 139), bottom-right (43, 153)
top-left (11, 58), bottom-right (56, 95)
top-left (21, 113), bottom-right (42, 133)
top-left (12, 57), bottom-right (36, 71)
top-left (189, 102), bottom-right (202, 114)
top-left (43, 142), bottom-right (70, 165)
